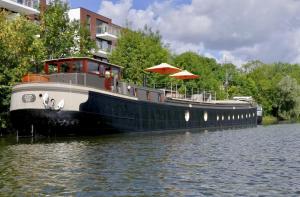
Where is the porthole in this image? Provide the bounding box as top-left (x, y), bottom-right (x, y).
top-left (238, 115), bottom-right (240, 119)
top-left (241, 114), bottom-right (244, 119)
top-left (222, 115), bottom-right (224, 120)
top-left (185, 110), bottom-right (190, 122)
top-left (204, 111), bottom-right (208, 122)
top-left (253, 113), bottom-right (255, 117)
top-left (249, 113), bottom-right (251, 118)
top-left (228, 115), bottom-right (231, 120)
top-left (232, 115), bottom-right (235, 120)
top-left (246, 114), bottom-right (248, 118)
top-left (217, 115), bottom-right (219, 121)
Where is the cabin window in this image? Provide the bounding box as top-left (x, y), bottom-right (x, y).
top-left (60, 63), bottom-right (69, 73)
top-left (158, 94), bottom-right (161, 102)
top-left (88, 61), bottom-right (99, 74)
top-left (99, 64), bottom-right (105, 77)
top-left (48, 64), bottom-right (58, 74)
top-left (73, 61), bottom-right (84, 72)
top-left (112, 68), bottom-right (120, 78)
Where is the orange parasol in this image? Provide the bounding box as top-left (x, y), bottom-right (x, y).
top-left (145, 63), bottom-right (182, 74)
top-left (169, 70), bottom-right (199, 80)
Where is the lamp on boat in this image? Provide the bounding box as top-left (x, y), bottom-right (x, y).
top-left (145, 63), bottom-right (182, 74)
top-left (169, 70), bottom-right (199, 80)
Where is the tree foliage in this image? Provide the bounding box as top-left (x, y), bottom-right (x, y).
top-left (0, 11), bottom-right (44, 129)
top-left (109, 27), bottom-right (170, 85)
top-left (41, 0), bottom-right (96, 59)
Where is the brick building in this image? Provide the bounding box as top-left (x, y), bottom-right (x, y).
top-left (68, 7), bottom-right (121, 62)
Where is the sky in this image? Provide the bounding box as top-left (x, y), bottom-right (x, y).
top-left (69, 0), bottom-right (300, 66)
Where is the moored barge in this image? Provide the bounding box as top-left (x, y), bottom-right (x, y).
top-left (10, 57), bottom-right (257, 136)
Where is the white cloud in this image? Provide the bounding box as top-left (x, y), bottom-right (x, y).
top-left (98, 0), bottom-right (300, 66)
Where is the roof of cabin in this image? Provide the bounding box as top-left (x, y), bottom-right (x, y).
top-left (44, 57), bottom-right (123, 69)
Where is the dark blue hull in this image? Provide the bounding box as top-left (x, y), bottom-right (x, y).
top-left (10, 90), bottom-right (257, 136)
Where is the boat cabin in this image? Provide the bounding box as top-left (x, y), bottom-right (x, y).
top-left (23, 57), bottom-right (123, 91)
top-left (44, 57), bottom-right (122, 79)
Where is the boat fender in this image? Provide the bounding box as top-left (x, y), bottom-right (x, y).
top-left (55, 99), bottom-right (64, 111)
top-left (42, 92), bottom-right (49, 107)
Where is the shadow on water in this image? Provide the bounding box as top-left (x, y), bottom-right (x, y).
top-left (1, 124), bottom-right (300, 196)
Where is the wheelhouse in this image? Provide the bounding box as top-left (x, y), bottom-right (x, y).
top-left (44, 57), bottom-right (122, 79)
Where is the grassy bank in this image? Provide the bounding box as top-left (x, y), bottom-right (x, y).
top-left (262, 116), bottom-right (279, 125)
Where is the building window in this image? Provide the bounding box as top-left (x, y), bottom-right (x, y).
top-left (96, 19), bottom-right (103, 34)
top-left (147, 91), bottom-right (150, 100)
top-left (86, 15), bottom-right (91, 31)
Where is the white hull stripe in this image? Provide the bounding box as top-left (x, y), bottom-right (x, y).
top-left (13, 83), bottom-right (139, 101)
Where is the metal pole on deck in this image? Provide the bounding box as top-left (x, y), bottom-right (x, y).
top-left (215, 91), bottom-right (217, 101)
top-left (185, 86), bottom-right (186, 99)
top-left (176, 84), bottom-right (177, 98)
top-left (171, 82), bottom-right (173, 98)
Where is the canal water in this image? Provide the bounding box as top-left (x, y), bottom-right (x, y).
top-left (1, 124), bottom-right (300, 196)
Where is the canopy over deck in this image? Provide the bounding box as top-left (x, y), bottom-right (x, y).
top-left (169, 70), bottom-right (199, 80)
top-left (145, 63), bottom-right (181, 74)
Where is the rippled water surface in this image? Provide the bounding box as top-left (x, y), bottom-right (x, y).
top-left (1, 124), bottom-right (300, 196)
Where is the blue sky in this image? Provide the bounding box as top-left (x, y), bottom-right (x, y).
top-left (69, 0), bottom-right (191, 13)
top-left (69, 0), bottom-right (159, 12)
top-left (68, 0), bottom-right (300, 65)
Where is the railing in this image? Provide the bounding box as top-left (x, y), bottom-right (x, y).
top-left (14, 0), bottom-right (40, 10)
top-left (21, 73), bottom-right (164, 101)
top-left (96, 25), bottom-right (120, 37)
top-left (96, 42), bottom-right (115, 53)
top-left (153, 83), bottom-right (217, 102)
top-left (21, 73), bottom-right (217, 103)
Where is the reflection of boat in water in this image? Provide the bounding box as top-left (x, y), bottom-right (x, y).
top-left (10, 57), bottom-right (257, 136)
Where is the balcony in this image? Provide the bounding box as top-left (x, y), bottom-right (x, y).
top-left (0, 0), bottom-right (39, 15)
top-left (95, 44), bottom-right (115, 58)
top-left (96, 25), bottom-right (119, 41)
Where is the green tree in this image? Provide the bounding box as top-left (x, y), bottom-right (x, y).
top-left (109, 27), bottom-right (170, 85)
top-left (174, 52), bottom-right (226, 99)
top-left (40, 0), bottom-right (96, 59)
top-left (275, 75), bottom-right (300, 119)
top-left (0, 11), bottom-right (45, 129)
